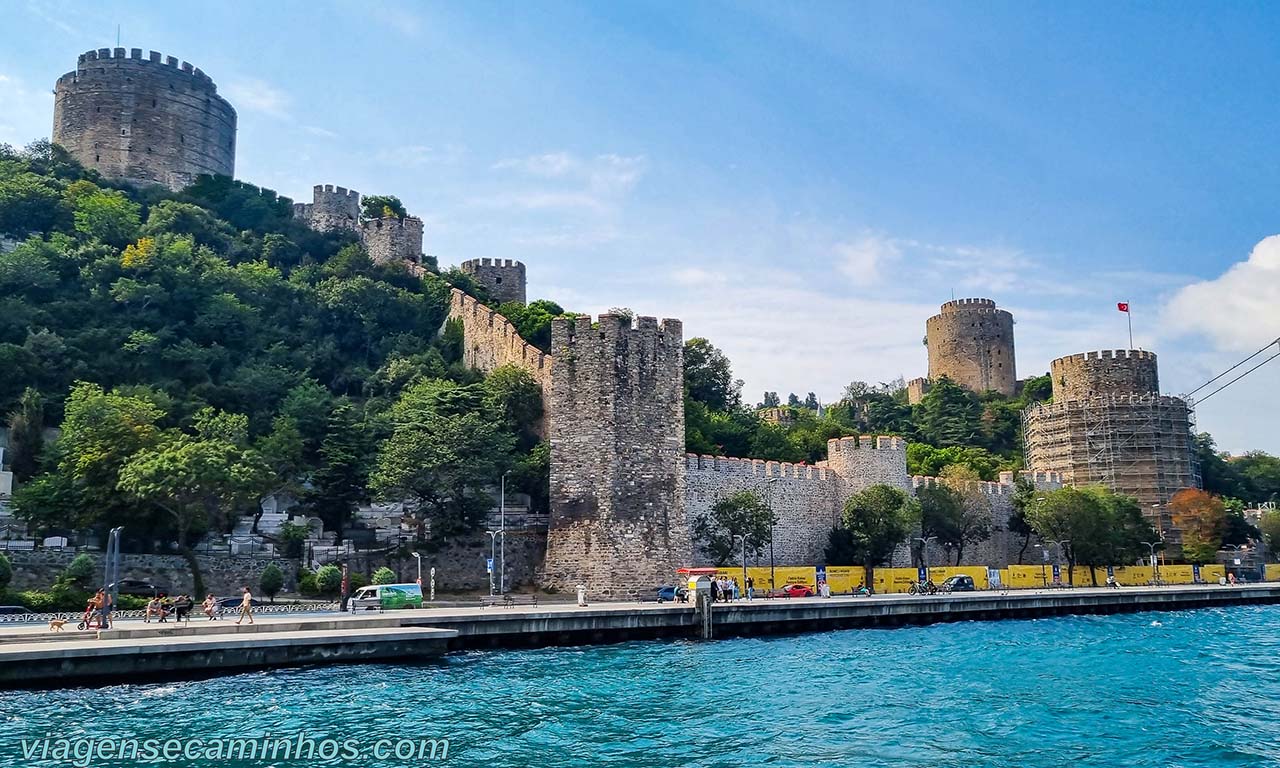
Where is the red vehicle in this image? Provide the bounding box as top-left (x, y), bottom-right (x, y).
top-left (776, 583), bottom-right (814, 598)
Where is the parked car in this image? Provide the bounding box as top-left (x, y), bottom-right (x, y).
top-left (940, 575), bottom-right (977, 592)
top-left (777, 583), bottom-right (814, 598)
top-left (0, 606), bottom-right (33, 616)
top-left (108, 579), bottom-right (167, 597)
top-left (655, 585), bottom-right (688, 603)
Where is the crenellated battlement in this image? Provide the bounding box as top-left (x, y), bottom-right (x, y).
top-left (552, 313), bottom-right (683, 350)
top-left (67, 49), bottom-right (220, 91)
top-left (462, 258), bottom-right (523, 269)
top-left (826, 435), bottom-right (906, 452)
top-left (912, 475), bottom-right (1010, 496)
top-left (939, 297), bottom-right (997, 313)
top-left (1051, 349), bottom-right (1157, 366)
top-left (684, 454), bottom-right (832, 482)
top-left (314, 184), bottom-right (360, 200)
top-left (997, 470), bottom-right (1063, 487)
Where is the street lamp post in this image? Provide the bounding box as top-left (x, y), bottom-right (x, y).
top-left (764, 478), bottom-right (778, 593)
top-left (412, 551), bottom-right (422, 586)
top-left (484, 530), bottom-right (498, 596)
top-left (499, 470), bottom-right (509, 595)
top-left (914, 536), bottom-right (937, 586)
top-left (1146, 542), bottom-right (1167, 586)
top-left (1033, 544), bottom-right (1049, 587)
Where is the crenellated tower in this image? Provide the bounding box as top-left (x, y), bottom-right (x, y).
top-left (542, 312), bottom-right (690, 598)
top-left (922, 297), bottom-right (1017, 398)
top-left (293, 184), bottom-right (360, 233)
top-left (360, 216), bottom-right (424, 265)
top-left (53, 48), bottom-right (236, 191)
top-left (461, 258), bottom-right (526, 305)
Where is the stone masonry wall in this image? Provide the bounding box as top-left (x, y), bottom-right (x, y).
top-left (53, 48), bottom-right (236, 190)
top-left (340, 530), bottom-right (547, 594)
top-left (5, 550), bottom-right (297, 597)
top-left (685, 455), bottom-right (839, 567)
top-left (446, 289), bottom-right (552, 433)
top-left (542, 313), bottom-right (689, 599)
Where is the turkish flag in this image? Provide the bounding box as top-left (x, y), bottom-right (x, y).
top-left (1117, 302), bottom-right (1129, 312)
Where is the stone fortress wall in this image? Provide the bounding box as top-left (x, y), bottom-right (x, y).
top-left (1050, 349), bottom-right (1159, 402)
top-left (446, 288), bottom-right (552, 411)
top-left (53, 48), bottom-right (236, 191)
top-left (461, 258), bottom-right (527, 305)
top-left (542, 313), bottom-right (690, 599)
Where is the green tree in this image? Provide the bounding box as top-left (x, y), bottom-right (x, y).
top-left (372, 566), bottom-right (396, 585)
top-left (61, 553), bottom-right (98, 591)
top-left (1261, 510), bottom-right (1280, 559)
top-left (918, 482), bottom-right (992, 565)
top-left (684, 338), bottom-right (741, 411)
top-left (73, 190), bottom-right (141, 247)
top-left (827, 484), bottom-right (920, 587)
top-left (760, 391), bottom-right (780, 408)
top-left (259, 563), bottom-right (284, 603)
top-left (0, 552), bottom-right (11, 593)
top-left (117, 408), bottom-right (268, 548)
top-left (1008, 477), bottom-right (1038, 564)
top-left (6, 387), bottom-right (45, 481)
top-left (370, 379), bottom-right (515, 539)
top-left (0, 172), bottom-right (66, 236)
top-left (914, 376), bottom-right (982, 448)
top-left (360, 195), bottom-right (407, 220)
top-left (303, 402), bottom-right (370, 539)
top-left (691, 490), bottom-right (775, 566)
top-left (482, 365), bottom-right (543, 448)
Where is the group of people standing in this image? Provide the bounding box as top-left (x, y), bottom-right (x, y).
top-left (709, 576), bottom-right (754, 601)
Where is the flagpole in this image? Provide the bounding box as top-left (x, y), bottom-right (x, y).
top-left (1127, 300), bottom-right (1133, 349)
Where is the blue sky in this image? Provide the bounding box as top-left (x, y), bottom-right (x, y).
top-left (2, 1), bottom-right (1277, 453)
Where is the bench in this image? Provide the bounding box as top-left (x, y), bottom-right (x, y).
top-left (479, 594), bottom-right (539, 608)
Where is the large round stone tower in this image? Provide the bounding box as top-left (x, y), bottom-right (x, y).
top-left (925, 298), bottom-right (1016, 397)
top-left (53, 48), bottom-right (236, 191)
top-left (1049, 349), bottom-right (1158, 402)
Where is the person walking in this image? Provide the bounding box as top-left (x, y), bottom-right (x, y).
top-left (575, 583), bottom-right (588, 607)
top-left (235, 586), bottom-right (255, 625)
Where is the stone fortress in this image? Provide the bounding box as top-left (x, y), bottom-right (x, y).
top-left (53, 49), bottom-right (236, 191)
top-left (46, 48), bottom-right (1198, 596)
top-left (1024, 351), bottom-right (1197, 533)
top-left (908, 297), bottom-right (1017, 404)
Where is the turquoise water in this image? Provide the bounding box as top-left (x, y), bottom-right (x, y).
top-left (4, 606), bottom-right (1280, 767)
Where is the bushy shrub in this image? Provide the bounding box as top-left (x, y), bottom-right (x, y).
top-left (314, 564), bottom-right (341, 595)
top-left (259, 563), bottom-right (284, 602)
top-left (372, 567), bottom-right (396, 585)
top-left (0, 553), bottom-right (11, 593)
top-left (276, 523), bottom-right (308, 559)
top-left (61, 554), bottom-right (97, 590)
top-left (298, 570), bottom-right (318, 597)
top-left (350, 571), bottom-right (369, 590)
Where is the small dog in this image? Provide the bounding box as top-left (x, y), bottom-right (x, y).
top-left (48, 618), bottom-right (68, 632)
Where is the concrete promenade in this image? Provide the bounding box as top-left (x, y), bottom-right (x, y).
top-left (2, 584), bottom-right (1277, 688)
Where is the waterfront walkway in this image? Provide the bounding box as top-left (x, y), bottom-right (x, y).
top-left (2, 583), bottom-right (1277, 688)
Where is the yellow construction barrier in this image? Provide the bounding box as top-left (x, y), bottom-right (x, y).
top-left (1268, 564), bottom-right (1280, 582)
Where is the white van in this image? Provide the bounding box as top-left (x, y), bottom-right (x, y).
top-left (349, 583), bottom-right (424, 611)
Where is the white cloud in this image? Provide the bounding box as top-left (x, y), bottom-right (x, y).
top-left (1163, 235), bottom-right (1280, 352)
top-left (479, 151), bottom-right (647, 214)
top-left (492, 152), bottom-right (576, 177)
top-left (370, 144), bottom-right (464, 167)
top-left (302, 125), bottom-right (337, 139)
top-left (0, 72), bottom-right (54, 146)
top-left (834, 232), bottom-right (899, 286)
top-left (223, 78), bottom-right (291, 119)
